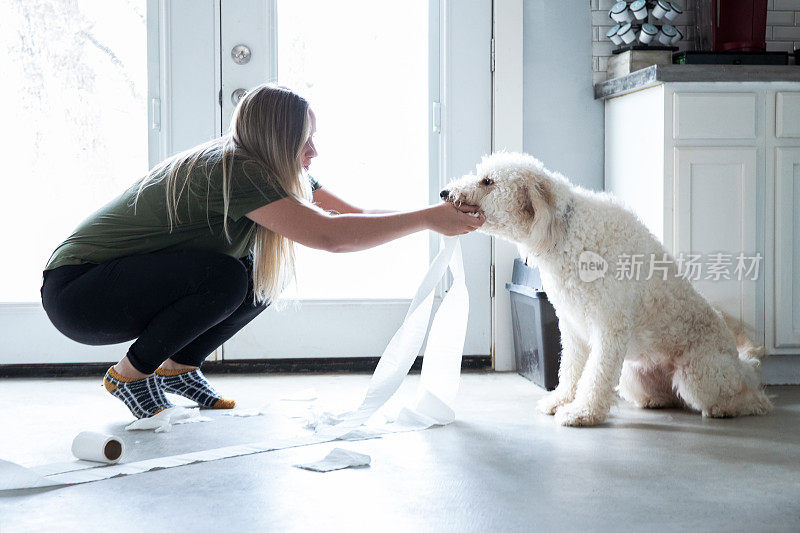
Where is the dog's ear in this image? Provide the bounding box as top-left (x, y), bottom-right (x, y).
top-left (522, 176), bottom-right (568, 255)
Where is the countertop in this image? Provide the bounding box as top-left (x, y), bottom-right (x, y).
top-left (594, 64), bottom-right (800, 99)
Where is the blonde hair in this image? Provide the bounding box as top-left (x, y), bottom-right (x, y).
top-left (133, 83), bottom-right (312, 306)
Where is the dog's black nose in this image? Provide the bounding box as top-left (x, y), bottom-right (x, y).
top-left (439, 189), bottom-right (450, 200)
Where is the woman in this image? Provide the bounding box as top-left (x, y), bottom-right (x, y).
top-left (40, 83), bottom-right (484, 419)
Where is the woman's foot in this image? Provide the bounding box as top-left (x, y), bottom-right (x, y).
top-left (103, 365), bottom-right (174, 419)
top-left (155, 364), bottom-right (236, 409)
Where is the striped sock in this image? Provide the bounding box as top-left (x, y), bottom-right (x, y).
top-left (103, 366), bottom-right (174, 419)
top-left (155, 367), bottom-right (236, 409)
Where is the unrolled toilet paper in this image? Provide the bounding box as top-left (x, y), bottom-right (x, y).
top-left (310, 235), bottom-right (468, 439)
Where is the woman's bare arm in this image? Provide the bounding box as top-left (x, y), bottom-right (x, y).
top-left (245, 196), bottom-right (483, 253)
top-left (311, 187), bottom-right (393, 215)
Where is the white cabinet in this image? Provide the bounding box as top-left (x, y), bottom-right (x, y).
top-left (772, 147), bottom-right (800, 348)
top-left (674, 147), bottom-right (758, 329)
top-left (605, 82), bottom-right (800, 359)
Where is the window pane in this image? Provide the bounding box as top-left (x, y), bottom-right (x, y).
top-left (0, 0), bottom-right (148, 302)
top-left (277, 0), bottom-right (430, 299)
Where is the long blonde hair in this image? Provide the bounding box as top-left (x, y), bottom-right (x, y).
top-left (133, 83), bottom-right (312, 306)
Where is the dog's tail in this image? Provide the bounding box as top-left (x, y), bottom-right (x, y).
top-left (714, 307), bottom-right (768, 390)
top-left (716, 308), bottom-right (767, 361)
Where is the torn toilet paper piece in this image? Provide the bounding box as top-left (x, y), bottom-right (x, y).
top-left (294, 448), bottom-right (371, 472)
top-left (125, 406), bottom-right (212, 433)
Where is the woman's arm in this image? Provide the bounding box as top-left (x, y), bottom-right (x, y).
top-left (245, 197), bottom-right (483, 253)
top-left (312, 187), bottom-right (393, 215)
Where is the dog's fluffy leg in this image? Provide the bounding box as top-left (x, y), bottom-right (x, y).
top-left (618, 361), bottom-right (683, 409)
top-left (537, 325), bottom-right (589, 415)
top-left (555, 323), bottom-right (630, 427)
top-left (672, 347), bottom-right (774, 418)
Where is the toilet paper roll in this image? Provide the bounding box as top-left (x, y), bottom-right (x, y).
top-left (71, 432), bottom-right (125, 464)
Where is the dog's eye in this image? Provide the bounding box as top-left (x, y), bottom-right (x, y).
top-left (481, 177), bottom-right (494, 186)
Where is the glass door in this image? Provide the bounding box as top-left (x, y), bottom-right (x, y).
top-left (1, 0), bottom-right (491, 365)
top-left (217, 0), bottom-right (492, 360)
top-left (275, 0), bottom-right (432, 301)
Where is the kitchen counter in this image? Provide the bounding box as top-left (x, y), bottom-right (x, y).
top-left (594, 64), bottom-right (800, 99)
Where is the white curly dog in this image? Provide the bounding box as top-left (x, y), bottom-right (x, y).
top-left (442, 152), bottom-right (773, 427)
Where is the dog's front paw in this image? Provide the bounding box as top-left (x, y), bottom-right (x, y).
top-left (553, 401), bottom-right (607, 427)
top-left (537, 391), bottom-right (572, 415)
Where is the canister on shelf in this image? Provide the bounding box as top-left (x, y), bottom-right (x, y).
top-left (658, 24), bottom-right (678, 45)
top-left (618, 22), bottom-right (636, 44)
top-left (638, 23), bottom-right (658, 44)
top-left (651, 0), bottom-right (672, 19)
top-left (670, 27), bottom-right (683, 45)
top-left (665, 2), bottom-right (682, 21)
top-left (609, 1), bottom-right (633, 23)
top-left (607, 24), bottom-right (623, 45)
top-left (630, 0), bottom-right (648, 20)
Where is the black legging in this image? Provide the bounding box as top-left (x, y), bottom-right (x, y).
top-left (40, 249), bottom-right (270, 374)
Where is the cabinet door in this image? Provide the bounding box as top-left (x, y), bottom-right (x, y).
top-left (674, 147), bottom-right (758, 332)
top-left (774, 147), bottom-right (800, 348)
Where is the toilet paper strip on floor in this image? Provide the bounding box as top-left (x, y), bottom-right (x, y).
top-left (0, 236), bottom-right (467, 490)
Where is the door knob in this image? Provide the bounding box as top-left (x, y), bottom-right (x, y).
top-left (231, 88), bottom-right (248, 105)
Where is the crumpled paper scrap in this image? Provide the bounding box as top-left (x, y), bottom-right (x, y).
top-left (301, 405), bottom-right (348, 430)
top-left (294, 448), bottom-right (371, 472)
top-left (125, 406), bottom-right (212, 433)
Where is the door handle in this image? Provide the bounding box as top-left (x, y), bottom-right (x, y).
top-left (231, 88), bottom-right (248, 105)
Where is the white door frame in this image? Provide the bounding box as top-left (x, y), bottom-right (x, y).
top-left (491, 0), bottom-right (524, 371)
top-left (147, 0), bottom-right (222, 165)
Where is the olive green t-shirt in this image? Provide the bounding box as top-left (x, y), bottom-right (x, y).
top-left (43, 155), bottom-right (321, 272)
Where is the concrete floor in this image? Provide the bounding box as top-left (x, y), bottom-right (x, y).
top-left (0, 372), bottom-right (798, 532)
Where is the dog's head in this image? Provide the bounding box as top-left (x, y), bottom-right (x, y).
top-left (441, 152), bottom-right (573, 255)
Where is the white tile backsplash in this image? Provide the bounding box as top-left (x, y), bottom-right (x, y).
top-left (773, 25), bottom-right (800, 39)
top-left (767, 40), bottom-right (797, 52)
top-left (767, 11), bottom-right (795, 25)
top-left (773, 0), bottom-right (800, 10)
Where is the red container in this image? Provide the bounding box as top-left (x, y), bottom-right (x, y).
top-left (712, 0), bottom-right (768, 51)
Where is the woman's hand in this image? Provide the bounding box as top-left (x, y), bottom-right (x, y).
top-left (424, 202), bottom-right (485, 236)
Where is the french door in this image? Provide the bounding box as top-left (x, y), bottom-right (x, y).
top-left (0, 0), bottom-right (491, 364)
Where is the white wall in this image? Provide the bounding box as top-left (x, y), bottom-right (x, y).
top-left (493, 1), bottom-right (603, 372)
top-left (523, 0), bottom-right (604, 191)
